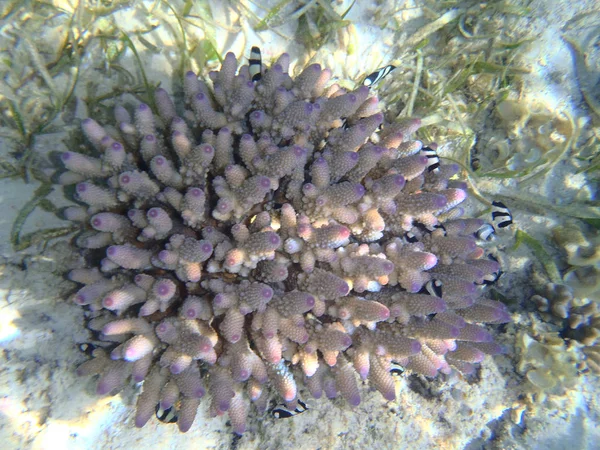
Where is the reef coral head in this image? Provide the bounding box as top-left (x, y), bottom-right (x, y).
top-left (61, 51), bottom-right (509, 433)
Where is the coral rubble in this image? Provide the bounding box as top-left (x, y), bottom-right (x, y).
top-left (62, 52), bottom-right (509, 433)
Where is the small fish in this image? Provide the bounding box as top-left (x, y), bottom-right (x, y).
top-left (249, 46), bottom-right (262, 82)
top-left (475, 223), bottom-right (495, 241)
top-left (78, 343), bottom-right (97, 356)
top-left (363, 65), bottom-right (396, 87)
top-left (341, 117), bottom-right (383, 132)
top-left (404, 231), bottom-right (419, 243)
top-left (155, 403), bottom-right (178, 424)
top-left (415, 222), bottom-right (446, 235)
top-left (390, 361), bottom-right (404, 376)
top-left (491, 201), bottom-right (513, 228)
top-left (422, 146), bottom-right (441, 174)
top-left (424, 279), bottom-right (443, 298)
top-left (481, 255), bottom-right (502, 286)
top-left (271, 399), bottom-right (308, 419)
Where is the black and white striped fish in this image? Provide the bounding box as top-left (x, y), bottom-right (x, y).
top-left (390, 361), bottom-right (404, 376)
top-left (491, 201), bottom-right (513, 228)
top-left (363, 65), bottom-right (396, 87)
top-left (271, 399), bottom-right (308, 419)
top-left (403, 231), bottom-right (419, 244)
top-left (155, 404), bottom-right (178, 424)
top-left (249, 46), bottom-right (262, 82)
top-left (481, 255), bottom-right (502, 286)
top-left (424, 279), bottom-right (443, 298)
top-left (422, 146), bottom-right (441, 173)
top-left (475, 222), bottom-right (495, 241)
top-left (78, 343), bottom-right (98, 357)
top-left (415, 222), bottom-right (446, 235)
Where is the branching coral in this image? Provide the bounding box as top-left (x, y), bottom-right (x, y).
top-left (62, 52), bottom-right (509, 433)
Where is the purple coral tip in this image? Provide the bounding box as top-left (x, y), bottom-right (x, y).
top-left (379, 307), bottom-right (390, 320)
top-left (259, 177), bottom-right (271, 189)
top-left (338, 282), bottom-right (350, 296)
top-left (156, 282), bottom-right (170, 296)
top-left (349, 393), bottom-right (361, 407)
top-left (139, 103), bottom-right (149, 111)
top-left (148, 208), bottom-right (159, 218)
top-left (219, 400), bottom-right (230, 413)
top-left (76, 183), bottom-right (87, 192)
top-left (120, 174), bottom-right (130, 184)
top-left (145, 134), bottom-right (156, 142)
top-left (262, 287), bottom-right (274, 300)
top-left (341, 335), bottom-right (352, 347)
top-left (96, 382), bottom-right (112, 395)
top-left (410, 340), bottom-right (422, 354)
top-left (293, 146), bottom-right (306, 157)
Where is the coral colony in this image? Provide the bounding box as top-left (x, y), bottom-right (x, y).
top-left (61, 50), bottom-right (509, 434)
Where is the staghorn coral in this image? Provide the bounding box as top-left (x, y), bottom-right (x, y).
top-left (61, 52), bottom-right (509, 434)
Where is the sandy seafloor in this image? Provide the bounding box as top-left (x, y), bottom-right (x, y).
top-left (0, 0), bottom-right (599, 449)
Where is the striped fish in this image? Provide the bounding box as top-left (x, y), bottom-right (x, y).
top-left (363, 65), bottom-right (396, 87)
top-left (475, 223), bottom-right (495, 241)
top-left (415, 222), bottom-right (446, 235)
top-left (390, 361), bottom-right (404, 376)
top-left (481, 255), bottom-right (502, 286)
top-left (155, 404), bottom-right (178, 424)
top-left (424, 279), bottom-right (443, 298)
top-left (249, 46), bottom-right (262, 82)
top-left (491, 201), bottom-right (513, 228)
top-left (403, 231), bottom-right (419, 243)
top-left (78, 343), bottom-right (97, 356)
top-left (271, 399), bottom-right (308, 419)
top-left (422, 146), bottom-right (441, 173)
